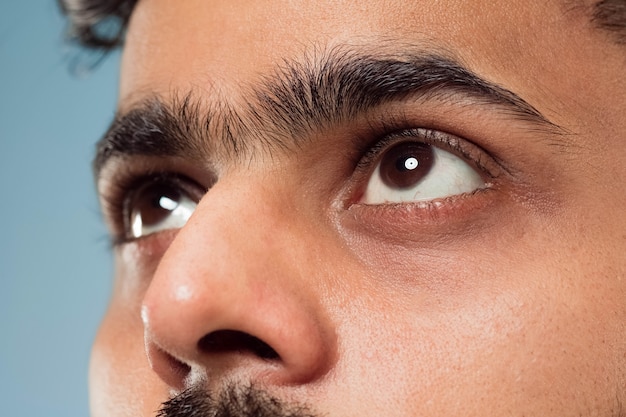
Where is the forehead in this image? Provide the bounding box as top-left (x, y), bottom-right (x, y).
top-left (119, 0), bottom-right (625, 138)
top-left (121, 1), bottom-right (586, 96)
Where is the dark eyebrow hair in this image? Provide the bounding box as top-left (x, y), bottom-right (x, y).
top-left (592, 0), bottom-right (626, 44)
top-left (94, 48), bottom-right (563, 178)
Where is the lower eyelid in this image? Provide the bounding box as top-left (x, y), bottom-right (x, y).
top-left (339, 186), bottom-right (498, 242)
top-left (114, 228), bottom-right (181, 284)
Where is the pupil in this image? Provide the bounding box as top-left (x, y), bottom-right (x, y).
top-left (402, 157), bottom-right (419, 171)
top-left (135, 182), bottom-right (182, 227)
top-left (380, 142), bottom-right (434, 189)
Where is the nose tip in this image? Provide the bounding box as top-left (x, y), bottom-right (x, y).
top-left (140, 190), bottom-right (336, 391)
top-left (142, 281), bottom-right (334, 390)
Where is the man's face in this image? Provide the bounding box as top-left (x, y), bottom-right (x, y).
top-left (91, 0), bottom-right (626, 416)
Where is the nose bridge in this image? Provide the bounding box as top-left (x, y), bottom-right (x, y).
top-left (161, 174), bottom-right (312, 303)
top-left (141, 175), bottom-right (335, 387)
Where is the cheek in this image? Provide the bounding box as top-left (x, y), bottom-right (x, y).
top-left (89, 301), bottom-right (167, 417)
top-left (332, 215), bottom-right (626, 414)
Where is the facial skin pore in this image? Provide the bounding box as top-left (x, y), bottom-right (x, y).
top-left (91, 1), bottom-right (626, 416)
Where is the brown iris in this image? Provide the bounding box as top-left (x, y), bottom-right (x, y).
top-left (379, 142), bottom-right (434, 189)
top-left (128, 180), bottom-right (182, 230)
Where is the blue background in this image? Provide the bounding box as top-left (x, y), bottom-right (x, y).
top-left (1, 1), bottom-right (119, 415)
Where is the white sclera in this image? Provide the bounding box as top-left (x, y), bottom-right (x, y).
top-left (131, 194), bottom-right (197, 238)
top-left (362, 146), bottom-right (485, 204)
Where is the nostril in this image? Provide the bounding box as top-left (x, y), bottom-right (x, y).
top-left (198, 330), bottom-right (280, 360)
top-left (147, 343), bottom-right (192, 391)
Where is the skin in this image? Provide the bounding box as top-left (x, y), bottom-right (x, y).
top-left (91, 0), bottom-right (626, 416)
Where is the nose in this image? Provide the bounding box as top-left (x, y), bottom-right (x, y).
top-left (141, 176), bottom-right (336, 391)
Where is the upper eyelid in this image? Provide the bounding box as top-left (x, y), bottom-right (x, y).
top-left (354, 128), bottom-right (501, 180)
top-left (97, 155), bottom-right (215, 205)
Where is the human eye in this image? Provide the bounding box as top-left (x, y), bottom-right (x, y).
top-left (101, 172), bottom-right (204, 244)
top-left (355, 128), bottom-right (493, 206)
top-left (125, 175), bottom-right (199, 239)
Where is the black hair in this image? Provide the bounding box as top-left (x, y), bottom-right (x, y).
top-left (593, 0), bottom-right (626, 43)
top-left (58, 0), bottom-right (137, 51)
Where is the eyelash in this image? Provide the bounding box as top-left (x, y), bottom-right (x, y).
top-left (358, 128), bottom-right (494, 172)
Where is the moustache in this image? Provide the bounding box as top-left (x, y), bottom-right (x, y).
top-left (156, 383), bottom-right (319, 417)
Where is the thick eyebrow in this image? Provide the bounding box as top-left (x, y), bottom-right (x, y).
top-left (94, 49), bottom-right (562, 178)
